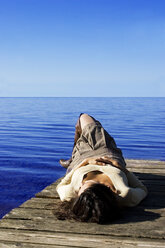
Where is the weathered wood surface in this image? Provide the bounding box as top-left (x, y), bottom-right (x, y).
top-left (0, 159), bottom-right (165, 248)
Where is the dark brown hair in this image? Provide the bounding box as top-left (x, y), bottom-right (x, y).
top-left (53, 183), bottom-right (121, 224)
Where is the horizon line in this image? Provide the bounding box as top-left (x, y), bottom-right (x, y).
top-left (0, 96), bottom-right (164, 98)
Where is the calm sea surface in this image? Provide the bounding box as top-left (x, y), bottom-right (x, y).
top-left (0, 97), bottom-right (164, 218)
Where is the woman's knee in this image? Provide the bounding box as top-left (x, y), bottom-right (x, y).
top-left (79, 113), bottom-right (95, 130)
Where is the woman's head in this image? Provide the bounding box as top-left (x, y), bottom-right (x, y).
top-left (72, 183), bottom-right (119, 224)
top-left (54, 183), bottom-right (120, 224)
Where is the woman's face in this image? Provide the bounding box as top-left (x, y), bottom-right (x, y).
top-left (78, 179), bottom-right (118, 196)
top-left (78, 180), bottom-right (96, 196)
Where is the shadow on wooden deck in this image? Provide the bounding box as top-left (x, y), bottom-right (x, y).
top-left (115, 172), bottom-right (165, 224)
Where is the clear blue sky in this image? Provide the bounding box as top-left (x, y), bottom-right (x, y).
top-left (0, 0), bottom-right (165, 97)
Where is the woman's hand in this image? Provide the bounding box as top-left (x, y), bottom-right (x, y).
top-left (78, 157), bottom-right (106, 168)
top-left (95, 156), bottom-right (129, 174)
top-left (78, 156), bottom-right (129, 175)
top-left (87, 157), bottom-right (106, 166)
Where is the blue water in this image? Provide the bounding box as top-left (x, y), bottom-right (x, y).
top-left (0, 97), bottom-right (164, 218)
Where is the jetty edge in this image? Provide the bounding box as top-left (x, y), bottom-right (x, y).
top-left (0, 159), bottom-right (165, 248)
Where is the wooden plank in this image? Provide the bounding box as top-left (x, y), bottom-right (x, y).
top-left (4, 207), bottom-right (55, 220)
top-left (0, 243), bottom-right (74, 248)
top-left (19, 198), bottom-right (56, 209)
top-left (0, 229), bottom-right (165, 248)
top-left (127, 168), bottom-right (165, 174)
top-left (126, 159), bottom-right (165, 166)
top-left (134, 173), bottom-right (165, 180)
top-left (16, 193), bottom-right (165, 210)
top-left (19, 194), bottom-right (165, 210)
top-left (1, 214), bottom-right (165, 239)
top-left (3, 205), bottom-right (165, 221)
top-left (35, 182), bottom-right (59, 199)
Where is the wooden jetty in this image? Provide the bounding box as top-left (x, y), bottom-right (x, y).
top-left (0, 159), bottom-right (165, 248)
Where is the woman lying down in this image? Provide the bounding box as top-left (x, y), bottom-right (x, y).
top-left (54, 113), bottom-right (148, 224)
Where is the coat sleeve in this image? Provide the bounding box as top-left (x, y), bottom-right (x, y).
top-left (56, 170), bottom-right (76, 201)
top-left (119, 171), bottom-right (148, 207)
top-left (56, 184), bottom-right (77, 201)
